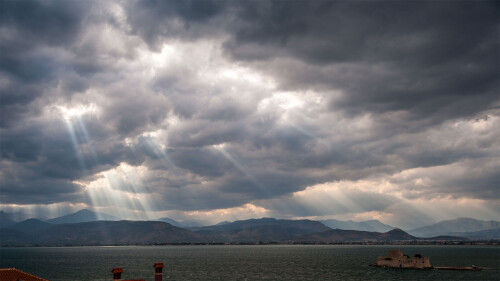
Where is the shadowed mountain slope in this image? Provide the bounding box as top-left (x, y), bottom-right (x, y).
top-left (192, 218), bottom-right (331, 242)
top-left (409, 218), bottom-right (500, 237)
top-left (48, 209), bottom-right (120, 224)
top-left (0, 211), bottom-right (15, 229)
top-left (320, 219), bottom-right (395, 232)
top-left (155, 217), bottom-right (184, 227)
top-left (296, 228), bottom-right (418, 243)
top-left (10, 219), bottom-right (53, 233)
top-left (438, 228), bottom-right (500, 240)
top-left (40, 220), bottom-right (202, 244)
top-left (1, 220), bottom-right (202, 246)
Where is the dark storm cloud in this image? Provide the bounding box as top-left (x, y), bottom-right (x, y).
top-left (392, 157), bottom-right (500, 200)
top-left (219, 1), bottom-right (499, 126)
top-left (166, 120), bottom-right (247, 147)
top-left (225, 1), bottom-right (497, 63)
top-left (124, 0), bottom-right (228, 50)
top-left (124, 0), bottom-right (499, 128)
top-left (167, 148), bottom-right (231, 178)
top-left (0, 0), bottom-right (88, 47)
top-left (255, 188), bottom-right (397, 218)
top-left (0, 168), bottom-right (84, 205)
top-left (0, 0), bottom-right (161, 205)
top-left (0, 113), bottom-right (139, 203)
top-left (0, 0), bottom-right (91, 122)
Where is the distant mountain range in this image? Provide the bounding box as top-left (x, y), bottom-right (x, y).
top-left (0, 211), bottom-right (16, 228)
top-left (297, 228), bottom-right (418, 243)
top-left (320, 219), bottom-right (395, 232)
top-left (0, 210), bottom-right (36, 227)
top-left (408, 218), bottom-right (500, 238)
top-left (191, 218), bottom-right (331, 242)
top-left (8, 218), bottom-right (53, 233)
top-left (155, 217), bottom-right (184, 227)
top-left (1, 218), bottom-right (468, 246)
top-left (1, 220), bottom-right (201, 245)
top-left (155, 217), bottom-right (204, 228)
top-left (455, 228), bottom-right (500, 240)
top-left (1, 210), bottom-right (498, 245)
top-left (47, 209), bottom-right (119, 224)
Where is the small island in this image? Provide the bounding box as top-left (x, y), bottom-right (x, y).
top-left (371, 250), bottom-right (483, 271)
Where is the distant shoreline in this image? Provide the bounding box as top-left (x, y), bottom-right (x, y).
top-left (2, 241), bottom-right (500, 248)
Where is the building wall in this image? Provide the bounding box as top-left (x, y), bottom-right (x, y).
top-left (376, 255), bottom-right (431, 268)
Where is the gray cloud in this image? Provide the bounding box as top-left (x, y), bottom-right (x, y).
top-left (254, 187), bottom-right (398, 219)
top-left (1, 0), bottom-right (498, 226)
top-left (221, 1), bottom-right (498, 125)
top-left (124, 0), bottom-right (228, 50)
top-left (390, 157), bottom-right (500, 200)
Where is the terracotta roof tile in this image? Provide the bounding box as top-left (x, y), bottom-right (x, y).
top-left (0, 268), bottom-right (49, 281)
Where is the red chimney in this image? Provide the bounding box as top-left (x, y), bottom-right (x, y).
top-left (154, 263), bottom-right (164, 281)
top-left (112, 268), bottom-right (123, 281)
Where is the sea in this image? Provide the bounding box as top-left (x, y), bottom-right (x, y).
top-left (0, 245), bottom-right (499, 280)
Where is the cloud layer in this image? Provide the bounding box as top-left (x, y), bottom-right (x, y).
top-left (1, 0), bottom-right (498, 228)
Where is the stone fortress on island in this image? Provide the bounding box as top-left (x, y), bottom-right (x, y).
top-left (371, 249), bottom-right (484, 271)
top-left (375, 249), bottom-right (431, 269)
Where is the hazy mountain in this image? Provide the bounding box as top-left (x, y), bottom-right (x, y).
top-left (0, 211), bottom-right (15, 228)
top-left (0, 218), bottom-right (476, 246)
top-left (48, 209), bottom-right (120, 224)
top-left (155, 217), bottom-right (184, 227)
top-left (178, 220), bottom-right (205, 227)
top-left (464, 228), bottom-right (500, 239)
top-left (0, 210), bottom-right (35, 227)
top-left (434, 228), bottom-right (500, 240)
top-left (215, 221), bottom-right (231, 226)
top-left (0, 228), bottom-right (33, 245)
top-left (408, 218), bottom-right (500, 237)
top-left (0, 210), bottom-right (49, 222)
top-left (420, 235), bottom-right (469, 241)
top-left (40, 220), bottom-right (202, 244)
top-left (1, 220), bottom-right (203, 246)
top-left (155, 217), bottom-right (205, 228)
top-left (193, 218), bottom-right (329, 232)
top-left (320, 219), bottom-right (395, 232)
top-left (193, 218), bottom-right (331, 242)
top-left (10, 219), bottom-right (53, 233)
top-left (297, 228), bottom-right (417, 243)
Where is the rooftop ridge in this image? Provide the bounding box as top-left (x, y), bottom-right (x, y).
top-left (0, 268), bottom-right (49, 281)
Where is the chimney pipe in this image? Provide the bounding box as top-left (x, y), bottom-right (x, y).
top-left (112, 268), bottom-right (123, 281)
top-left (154, 263), bottom-right (164, 281)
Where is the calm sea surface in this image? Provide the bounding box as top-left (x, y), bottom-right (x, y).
top-left (0, 245), bottom-right (499, 281)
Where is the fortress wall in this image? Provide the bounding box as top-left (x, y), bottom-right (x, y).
top-left (376, 256), bottom-right (431, 268)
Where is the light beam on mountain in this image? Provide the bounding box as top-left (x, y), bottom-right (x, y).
top-left (83, 164), bottom-right (156, 220)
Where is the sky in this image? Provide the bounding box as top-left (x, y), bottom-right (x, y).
top-left (0, 0), bottom-right (498, 229)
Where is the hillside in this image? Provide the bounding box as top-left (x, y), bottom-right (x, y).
top-left (0, 220), bottom-right (203, 246)
top-left (192, 218), bottom-right (331, 242)
top-left (446, 228), bottom-right (500, 240)
top-left (0, 211), bottom-right (15, 228)
top-left (48, 209), bottom-right (120, 224)
top-left (155, 217), bottom-right (204, 228)
top-left (320, 219), bottom-right (395, 232)
top-left (0, 210), bottom-right (32, 223)
top-left (296, 228), bottom-right (417, 243)
top-left (409, 218), bottom-right (500, 237)
top-left (155, 217), bottom-right (184, 227)
top-left (0, 217), bottom-right (481, 246)
top-left (44, 220), bottom-right (201, 244)
top-left (10, 218), bottom-right (53, 233)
